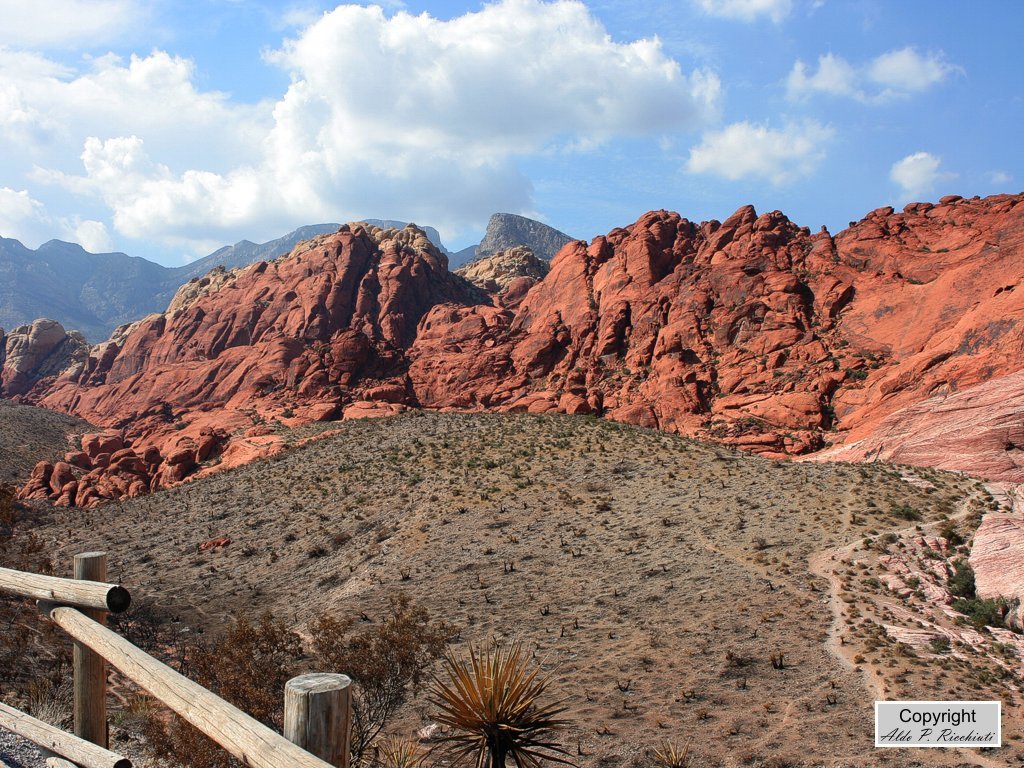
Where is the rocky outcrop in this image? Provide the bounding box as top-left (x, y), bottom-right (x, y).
top-left (971, 512), bottom-right (1024, 622)
top-left (0, 222), bottom-right (451, 343)
top-left (12, 193), bottom-right (1024, 505)
top-left (455, 246), bottom-right (549, 301)
top-left (410, 194), bottom-right (1024, 480)
top-left (1, 319), bottom-right (89, 396)
top-left (474, 213), bottom-right (574, 262)
top-left (814, 371), bottom-right (1024, 480)
top-left (410, 206), bottom-right (846, 450)
top-left (17, 223), bottom-right (482, 505)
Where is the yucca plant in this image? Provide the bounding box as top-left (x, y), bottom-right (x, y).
top-left (376, 735), bottom-right (428, 768)
top-left (653, 739), bottom-right (692, 768)
top-left (429, 642), bottom-right (574, 768)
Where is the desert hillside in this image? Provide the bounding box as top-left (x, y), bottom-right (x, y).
top-left (15, 411), bottom-right (1019, 767)
top-left (0, 399), bottom-right (91, 484)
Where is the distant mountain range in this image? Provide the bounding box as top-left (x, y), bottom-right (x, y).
top-left (0, 215), bottom-right (572, 342)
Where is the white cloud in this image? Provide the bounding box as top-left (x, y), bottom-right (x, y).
top-left (71, 219), bottom-right (113, 252)
top-left (987, 170), bottom-right (1013, 186)
top-left (868, 47), bottom-right (957, 94)
top-left (686, 120), bottom-right (833, 184)
top-left (278, 5), bottom-right (324, 30)
top-left (266, 1), bottom-right (719, 158)
top-left (0, 0), bottom-right (146, 48)
top-left (29, 0), bottom-right (720, 249)
top-left (0, 187), bottom-right (47, 242)
top-left (787, 47), bottom-right (958, 102)
top-left (786, 53), bottom-right (859, 99)
top-left (889, 152), bottom-right (957, 200)
top-left (1, 49), bottom-right (267, 172)
top-left (696, 0), bottom-right (792, 23)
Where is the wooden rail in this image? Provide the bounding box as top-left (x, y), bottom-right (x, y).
top-left (0, 553), bottom-right (350, 768)
top-left (0, 565), bottom-right (129, 613)
top-left (0, 702), bottom-right (130, 768)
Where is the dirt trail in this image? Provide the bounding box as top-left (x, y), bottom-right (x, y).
top-left (809, 480), bottom-right (1009, 768)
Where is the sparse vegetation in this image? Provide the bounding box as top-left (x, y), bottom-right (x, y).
top-left (3, 412), bottom-right (1013, 765)
top-left (947, 558), bottom-right (976, 599)
top-left (653, 739), bottom-right (692, 768)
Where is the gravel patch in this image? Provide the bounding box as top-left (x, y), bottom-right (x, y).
top-left (0, 727), bottom-right (48, 768)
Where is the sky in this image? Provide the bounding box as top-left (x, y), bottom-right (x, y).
top-left (0, 0), bottom-right (1021, 266)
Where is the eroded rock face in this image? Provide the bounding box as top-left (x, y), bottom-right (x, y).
top-left (814, 371), bottom-right (1024, 480)
top-left (412, 206), bottom-right (857, 452)
top-left (13, 193), bottom-right (1024, 505)
top-left (455, 246), bottom-right (550, 298)
top-left (970, 486), bottom-right (1024, 628)
top-left (0, 319), bottom-right (89, 396)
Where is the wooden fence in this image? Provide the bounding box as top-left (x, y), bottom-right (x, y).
top-left (0, 552), bottom-right (351, 768)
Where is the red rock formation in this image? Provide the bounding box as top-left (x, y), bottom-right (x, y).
top-left (18, 223), bottom-right (483, 505)
top-left (969, 482), bottom-right (1024, 628)
top-left (12, 193), bottom-right (1024, 505)
top-left (411, 205), bottom-right (851, 451)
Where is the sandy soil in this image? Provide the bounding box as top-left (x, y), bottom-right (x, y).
top-left (12, 411), bottom-right (1021, 767)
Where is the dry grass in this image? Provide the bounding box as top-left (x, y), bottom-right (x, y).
top-left (0, 398), bottom-right (91, 483)
top-left (17, 411), bottom-right (1017, 767)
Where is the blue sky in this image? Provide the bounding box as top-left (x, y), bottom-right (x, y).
top-left (0, 0), bottom-right (1020, 266)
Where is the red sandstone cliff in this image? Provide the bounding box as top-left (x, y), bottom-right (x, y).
top-left (13, 194), bottom-right (1024, 506)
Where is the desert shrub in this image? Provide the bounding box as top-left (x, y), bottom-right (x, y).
top-left (952, 597), bottom-right (1013, 631)
top-left (653, 739), bottom-right (693, 767)
top-left (938, 519), bottom-right (964, 546)
top-left (310, 593), bottom-right (452, 763)
top-left (890, 503), bottom-right (920, 521)
top-left (374, 735), bottom-right (429, 768)
top-left (108, 600), bottom-right (197, 675)
top-left (947, 559), bottom-right (976, 599)
top-left (141, 612), bottom-right (304, 768)
top-left (0, 485), bottom-right (68, 707)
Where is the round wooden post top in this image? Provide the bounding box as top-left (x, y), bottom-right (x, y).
top-left (286, 673), bottom-right (352, 693)
top-left (75, 551), bottom-right (107, 562)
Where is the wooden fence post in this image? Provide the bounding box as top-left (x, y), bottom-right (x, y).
top-left (73, 552), bottom-right (108, 749)
top-left (284, 674), bottom-right (351, 768)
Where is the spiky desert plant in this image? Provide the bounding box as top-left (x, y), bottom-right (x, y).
top-left (376, 735), bottom-right (428, 768)
top-left (653, 739), bottom-right (691, 768)
top-left (429, 642), bottom-right (573, 768)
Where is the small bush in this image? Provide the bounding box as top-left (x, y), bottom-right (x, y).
top-left (890, 503), bottom-right (921, 521)
top-left (947, 559), bottom-right (976, 599)
top-left (938, 520), bottom-right (965, 546)
top-left (429, 641), bottom-right (572, 768)
top-left (952, 597), bottom-right (1012, 631)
